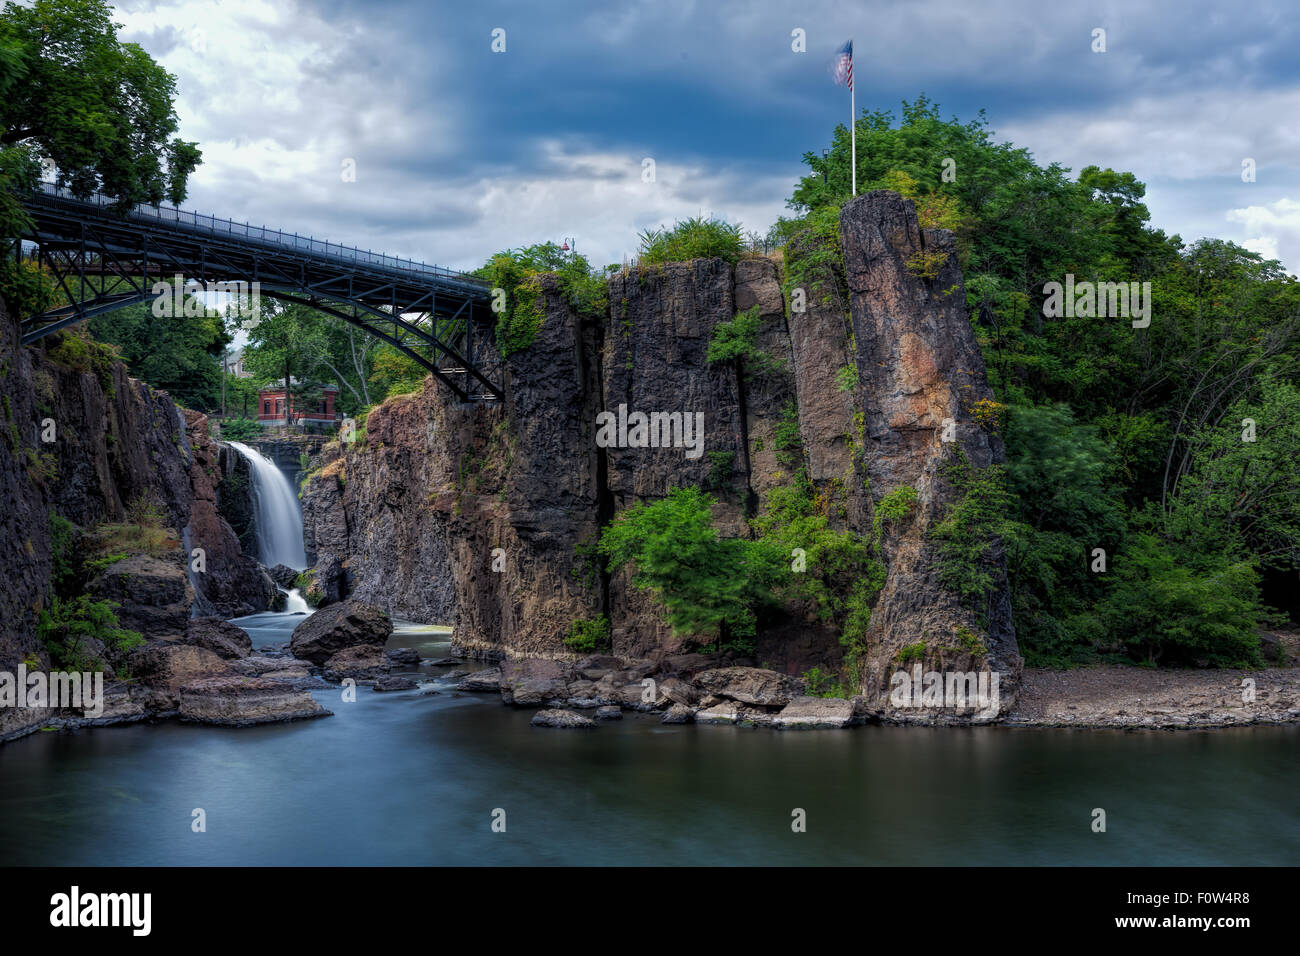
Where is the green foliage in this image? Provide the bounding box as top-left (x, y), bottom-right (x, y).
top-left (37, 594), bottom-right (143, 672)
top-left (896, 642), bottom-right (927, 664)
top-left (637, 215), bottom-right (745, 264)
top-left (42, 328), bottom-right (117, 390)
top-left (705, 450), bottom-right (736, 490)
top-left (474, 243), bottom-right (607, 357)
top-left (49, 512), bottom-right (78, 592)
top-left (218, 418), bottom-right (262, 441)
top-left (801, 666), bottom-right (846, 699)
top-left (564, 616), bottom-right (611, 654)
top-left (706, 306), bottom-right (782, 374)
top-left (872, 486), bottom-right (918, 549)
top-left (1094, 534), bottom-right (1267, 667)
top-left (597, 487), bottom-right (783, 643)
top-left (834, 364), bottom-right (858, 392)
top-left (772, 401), bottom-right (803, 466)
top-left (931, 453), bottom-right (1013, 613)
top-left (87, 295), bottom-right (229, 411)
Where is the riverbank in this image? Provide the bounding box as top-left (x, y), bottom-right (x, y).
top-left (1006, 666), bottom-right (1300, 729)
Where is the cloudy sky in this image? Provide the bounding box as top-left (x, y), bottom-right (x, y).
top-left (111, 0), bottom-right (1300, 275)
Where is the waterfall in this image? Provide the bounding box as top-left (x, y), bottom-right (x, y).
top-left (228, 441), bottom-right (309, 571)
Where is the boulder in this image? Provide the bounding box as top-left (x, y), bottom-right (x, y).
top-left (384, 647), bottom-right (421, 666)
top-left (373, 675), bottom-right (418, 692)
top-left (184, 617), bottom-right (254, 659)
top-left (178, 676), bottom-right (330, 726)
top-left (87, 553), bottom-right (193, 641)
top-left (530, 709), bottom-right (596, 729)
top-left (595, 705), bottom-right (623, 720)
top-left (267, 564), bottom-right (300, 589)
top-left (289, 601), bottom-right (393, 664)
top-left (658, 676), bottom-right (701, 707)
top-left (661, 703), bottom-right (696, 724)
top-left (322, 645), bottom-right (391, 681)
top-left (695, 700), bottom-right (745, 724)
top-left (500, 658), bottom-right (573, 707)
top-left (128, 642), bottom-right (232, 709)
top-left (310, 552), bottom-right (347, 606)
top-left (772, 696), bottom-right (857, 730)
top-left (693, 667), bottom-right (805, 707)
top-left (456, 669), bottom-right (504, 693)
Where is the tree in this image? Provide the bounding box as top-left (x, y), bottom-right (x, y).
top-left (0, 0), bottom-right (201, 208)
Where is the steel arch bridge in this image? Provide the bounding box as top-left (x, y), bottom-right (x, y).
top-left (14, 182), bottom-right (501, 402)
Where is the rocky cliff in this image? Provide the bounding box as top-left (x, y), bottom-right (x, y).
top-left (0, 298), bottom-right (272, 667)
top-left (301, 192), bottom-right (1021, 720)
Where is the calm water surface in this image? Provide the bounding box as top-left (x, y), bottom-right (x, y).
top-left (1, 613), bottom-right (1296, 866)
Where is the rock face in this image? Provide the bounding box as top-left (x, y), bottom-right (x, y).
top-left (297, 192), bottom-right (1021, 723)
top-left (0, 296), bottom-right (272, 669)
top-left (840, 191), bottom-right (1020, 719)
top-left (87, 553), bottom-right (193, 640)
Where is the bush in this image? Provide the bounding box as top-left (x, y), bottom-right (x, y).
top-left (565, 616), bottom-right (611, 654)
top-left (637, 216), bottom-right (745, 265)
top-left (219, 418), bottom-right (262, 441)
top-left (598, 486), bottom-right (783, 643)
top-left (706, 306), bottom-right (782, 375)
top-left (475, 243), bottom-right (607, 357)
top-left (37, 595), bottom-right (143, 673)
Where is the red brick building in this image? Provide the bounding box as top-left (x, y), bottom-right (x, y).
top-left (257, 380), bottom-right (341, 431)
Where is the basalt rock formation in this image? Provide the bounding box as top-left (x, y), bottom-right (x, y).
top-left (300, 191), bottom-right (1022, 722)
top-left (0, 299), bottom-right (273, 664)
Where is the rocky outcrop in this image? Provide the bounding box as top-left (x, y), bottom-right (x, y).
top-left (0, 296), bottom-right (274, 671)
top-left (184, 617), bottom-right (255, 659)
top-left (297, 191), bottom-right (1021, 724)
top-left (183, 410), bottom-right (275, 616)
top-left (322, 644), bottom-right (391, 681)
top-left (840, 191), bottom-right (1020, 719)
top-left (178, 676), bottom-right (330, 726)
top-left (289, 600), bottom-right (393, 663)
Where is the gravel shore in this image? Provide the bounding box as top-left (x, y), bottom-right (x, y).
top-left (1006, 666), bottom-right (1300, 728)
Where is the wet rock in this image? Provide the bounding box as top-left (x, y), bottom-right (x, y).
top-left (693, 667), bottom-right (805, 707)
top-left (772, 696), bottom-right (856, 730)
top-left (661, 703), bottom-right (696, 724)
top-left (425, 657), bottom-right (462, 667)
top-left (322, 645), bottom-right (391, 681)
top-left (384, 647), bottom-right (421, 666)
top-left (290, 600), bottom-right (393, 664)
top-left (178, 676), bottom-right (330, 726)
top-left (530, 708), bottom-right (597, 729)
top-left (267, 564), bottom-right (300, 589)
top-left (500, 658), bottom-right (573, 708)
top-left (695, 701), bottom-right (744, 724)
top-left (595, 705), bottom-right (623, 720)
top-left (455, 668), bottom-right (501, 692)
top-left (373, 675), bottom-right (418, 692)
top-left (184, 617), bottom-right (254, 659)
top-left (128, 642), bottom-right (232, 709)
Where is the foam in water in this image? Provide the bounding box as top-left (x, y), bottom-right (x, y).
top-left (228, 441), bottom-right (308, 570)
top-left (282, 588), bottom-right (311, 614)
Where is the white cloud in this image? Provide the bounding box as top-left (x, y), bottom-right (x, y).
top-left (1227, 198), bottom-right (1300, 275)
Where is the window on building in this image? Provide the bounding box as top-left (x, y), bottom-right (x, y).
top-left (263, 401), bottom-right (270, 415)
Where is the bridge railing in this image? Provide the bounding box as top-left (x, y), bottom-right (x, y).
top-left (31, 181), bottom-right (489, 288)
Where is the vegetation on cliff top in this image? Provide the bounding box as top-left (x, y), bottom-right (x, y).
top-left (780, 95), bottom-right (1299, 668)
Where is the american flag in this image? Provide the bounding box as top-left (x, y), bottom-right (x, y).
top-left (832, 39), bottom-right (853, 91)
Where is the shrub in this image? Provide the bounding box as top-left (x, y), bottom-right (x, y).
top-left (637, 215), bottom-right (745, 265)
top-left (37, 595), bottom-right (143, 673)
top-left (706, 306), bottom-right (782, 375)
top-left (597, 486), bottom-right (783, 643)
top-left (565, 616), bottom-right (612, 654)
top-left (219, 417), bottom-right (262, 441)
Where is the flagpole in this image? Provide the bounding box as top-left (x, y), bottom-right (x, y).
top-left (850, 69), bottom-right (856, 197)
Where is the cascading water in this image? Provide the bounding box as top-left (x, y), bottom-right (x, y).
top-left (228, 441), bottom-right (309, 570)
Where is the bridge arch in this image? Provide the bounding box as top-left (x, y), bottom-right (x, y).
top-left (15, 182), bottom-right (502, 402)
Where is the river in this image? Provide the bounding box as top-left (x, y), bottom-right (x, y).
top-left (1, 609), bottom-right (1297, 866)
